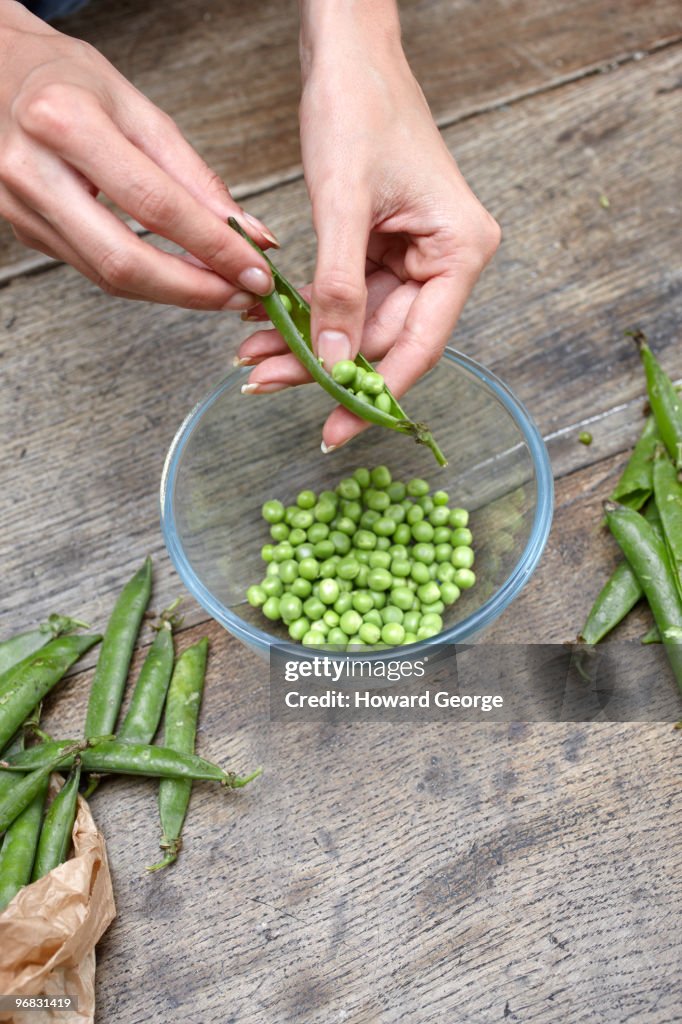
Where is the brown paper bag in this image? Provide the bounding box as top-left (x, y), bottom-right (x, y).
top-left (0, 788), bottom-right (116, 1024)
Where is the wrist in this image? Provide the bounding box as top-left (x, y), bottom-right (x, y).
top-left (298, 1), bottom-right (403, 81)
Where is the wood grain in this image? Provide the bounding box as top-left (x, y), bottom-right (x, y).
top-left (0, 0), bottom-right (680, 273)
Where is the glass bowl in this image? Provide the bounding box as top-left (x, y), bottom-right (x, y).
top-left (160, 347), bottom-right (553, 658)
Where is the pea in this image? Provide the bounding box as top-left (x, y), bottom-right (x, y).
top-left (433, 526), bottom-right (451, 544)
top-left (449, 508), bottom-right (469, 528)
top-left (297, 490), bottom-right (317, 509)
top-left (361, 372), bottom-right (385, 396)
top-left (284, 505), bottom-right (298, 524)
top-left (336, 477), bottom-right (362, 500)
top-left (307, 523), bottom-right (330, 544)
top-left (404, 633), bottom-right (418, 644)
top-left (309, 619), bottom-right (329, 636)
top-left (375, 536), bottom-right (391, 551)
top-left (374, 517), bottom-right (396, 537)
top-left (359, 510), bottom-right (381, 529)
top-left (454, 568), bottom-right (476, 590)
top-left (421, 600), bottom-right (444, 616)
top-left (291, 577), bottom-right (313, 599)
top-left (451, 546), bottom-right (475, 569)
top-left (417, 625), bottom-right (440, 640)
top-left (262, 596), bottom-right (281, 621)
top-left (381, 622), bottom-right (405, 645)
top-left (393, 523), bottom-right (411, 545)
top-left (411, 521), bottom-right (434, 543)
top-left (313, 502), bottom-right (336, 524)
top-left (341, 500), bottom-right (362, 523)
top-left (390, 557), bottom-right (411, 577)
top-left (451, 527), bottom-right (473, 547)
top-left (403, 610), bottom-right (421, 634)
top-left (279, 559), bottom-right (299, 584)
top-left (334, 593), bottom-right (354, 615)
top-left (356, 565), bottom-right (370, 588)
top-left (330, 531), bottom-right (352, 554)
top-left (386, 504), bottom-right (406, 523)
top-left (273, 542), bottom-right (294, 562)
top-left (387, 481), bottom-right (406, 503)
top-left (364, 609), bottom-right (383, 628)
top-left (353, 467), bottom-right (371, 489)
top-left (418, 496), bottom-right (434, 514)
top-left (407, 478), bottom-right (429, 497)
top-left (270, 522), bottom-right (290, 541)
top-left (288, 618), bottom-right (310, 641)
top-left (337, 579), bottom-right (353, 593)
top-left (369, 550), bottom-right (392, 570)
top-left (359, 622), bottom-right (381, 645)
top-left (327, 627), bottom-right (348, 646)
top-left (391, 587), bottom-right (414, 611)
top-left (354, 366), bottom-right (367, 390)
top-left (372, 591), bottom-right (387, 609)
top-left (347, 635), bottom-right (365, 646)
top-left (288, 527), bottom-right (307, 547)
top-left (440, 582), bottom-right (461, 605)
top-left (261, 544), bottom-right (275, 563)
top-left (436, 563), bottom-right (456, 583)
top-left (262, 499), bottom-right (285, 523)
top-left (261, 577), bottom-right (283, 598)
top-left (246, 585), bottom-right (266, 607)
top-left (303, 596), bottom-right (325, 620)
top-left (428, 562), bottom-right (438, 579)
top-left (340, 610), bottom-right (363, 636)
top-left (374, 392), bottom-right (392, 413)
top-left (332, 360), bottom-right (357, 386)
top-left (298, 557), bottom-right (320, 581)
top-left (417, 581), bottom-right (441, 605)
top-left (319, 579), bottom-right (340, 605)
top-left (412, 543), bottom-right (435, 565)
top-left (370, 465), bottom-right (392, 488)
top-left (338, 557), bottom-right (360, 580)
top-left (367, 568), bottom-right (392, 592)
top-left (313, 540), bottom-right (335, 560)
top-left (353, 549), bottom-right (370, 564)
top-left (302, 631), bottom-right (326, 647)
top-left (333, 516), bottom-right (356, 537)
top-left (319, 557), bottom-right (340, 578)
top-left (382, 605), bottom-right (404, 624)
top-left (265, 562), bottom-right (280, 577)
top-left (406, 504), bottom-right (424, 525)
top-left (420, 611), bottom-right (443, 630)
top-left (389, 543), bottom-right (408, 558)
top-left (280, 594), bottom-right (303, 623)
top-left (411, 561), bottom-right (431, 585)
top-left (435, 543), bottom-right (453, 563)
top-left (355, 529), bottom-right (377, 550)
top-left (365, 489), bottom-right (390, 512)
top-left (352, 591), bottom-right (374, 614)
top-left (429, 506), bottom-right (451, 527)
top-left (433, 490), bottom-right (449, 506)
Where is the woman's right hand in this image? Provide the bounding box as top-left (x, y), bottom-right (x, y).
top-left (0, 0), bottom-right (277, 308)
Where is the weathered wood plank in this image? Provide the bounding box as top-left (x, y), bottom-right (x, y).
top-left (0, 0), bottom-right (680, 273)
top-left (23, 619), bottom-right (680, 1023)
top-left (1, 48), bottom-right (680, 644)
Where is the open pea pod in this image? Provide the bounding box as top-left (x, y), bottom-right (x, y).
top-left (229, 219), bottom-right (447, 467)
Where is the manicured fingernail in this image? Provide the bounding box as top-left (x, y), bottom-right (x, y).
top-left (232, 355), bottom-right (255, 367)
top-left (321, 440), bottom-right (338, 454)
top-left (241, 382), bottom-right (288, 395)
top-left (238, 267), bottom-right (273, 296)
top-left (244, 213), bottom-right (280, 248)
top-left (317, 331), bottom-right (351, 368)
top-left (223, 291), bottom-right (258, 310)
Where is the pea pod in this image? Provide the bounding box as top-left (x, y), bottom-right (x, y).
top-left (641, 625), bottom-right (661, 644)
top-left (0, 634), bottom-right (102, 753)
top-left (148, 637), bottom-right (208, 871)
top-left (228, 218), bottom-right (447, 467)
top-left (0, 776), bottom-right (49, 910)
top-left (0, 743), bottom-right (84, 836)
top-left (0, 614), bottom-right (89, 679)
top-left (604, 501), bottom-right (682, 693)
top-left (609, 416), bottom-right (659, 510)
top-left (4, 738), bottom-right (261, 787)
top-left (652, 446), bottom-right (682, 599)
top-left (117, 602), bottom-right (180, 745)
top-left (631, 330), bottom-right (682, 469)
top-left (84, 557), bottom-right (152, 739)
top-left (31, 763), bottom-right (81, 882)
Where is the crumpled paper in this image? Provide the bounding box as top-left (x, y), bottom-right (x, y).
top-left (0, 787), bottom-right (116, 1024)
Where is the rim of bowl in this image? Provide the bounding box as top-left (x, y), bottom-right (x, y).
top-left (160, 347), bottom-right (554, 656)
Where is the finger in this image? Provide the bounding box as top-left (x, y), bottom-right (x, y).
top-left (19, 93), bottom-right (274, 296)
top-left (242, 353), bottom-right (312, 393)
top-left (310, 189), bottom-right (371, 368)
top-left (237, 328), bottom-right (289, 365)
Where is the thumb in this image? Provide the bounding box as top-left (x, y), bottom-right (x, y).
top-left (311, 196), bottom-right (371, 369)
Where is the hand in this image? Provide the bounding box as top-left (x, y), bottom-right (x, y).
top-left (238, 1), bottom-right (500, 449)
top-left (0, 1), bottom-right (278, 308)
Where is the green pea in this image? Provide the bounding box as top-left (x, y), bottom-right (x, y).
top-left (347, 635), bottom-right (365, 646)
top-left (417, 625), bottom-right (440, 640)
top-left (412, 543), bottom-right (435, 565)
top-left (323, 609), bottom-right (340, 628)
top-left (403, 610), bottom-right (421, 633)
top-left (429, 506), bottom-right (451, 527)
top-left (390, 587), bottom-right (414, 611)
top-left (354, 366), bottom-right (367, 389)
top-left (288, 618), bottom-right (310, 641)
top-left (389, 543), bottom-right (408, 557)
top-left (330, 531), bottom-right (352, 554)
top-left (440, 582), bottom-right (461, 605)
top-left (262, 596), bottom-right (281, 621)
top-left (433, 526), bottom-right (451, 544)
top-left (302, 630), bottom-right (326, 647)
top-left (280, 594), bottom-right (303, 623)
top-left (372, 591), bottom-right (387, 609)
top-left (298, 557), bottom-right (320, 581)
top-left (420, 612), bottom-right (443, 633)
top-left (435, 543), bottom-right (453, 563)
top-left (436, 563), bottom-right (456, 583)
top-left (421, 600), bottom-right (444, 616)
top-left (364, 609), bottom-right (383, 628)
top-left (369, 465), bottom-right (391, 488)
top-left (365, 489), bottom-right (391, 512)
top-left (393, 523), bottom-right (411, 545)
top-left (262, 499), bottom-right (285, 523)
top-left (386, 504), bottom-right (406, 523)
top-left (307, 522), bottom-right (329, 544)
top-left (359, 509), bottom-right (381, 529)
top-left (375, 536), bottom-right (391, 551)
top-left (390, 557), bottom-right (411, 577)
top-left (451, 527), bottom-right (473, 547)
top-left (279, 559), bottom-right (299, 584)
top-left (303, 596), bottom-right (325, 620)
top-left (352, 591), bottom-right (374, 614)
top-left (319, 557), bottom-right (340, 578)
top-left (313, 540), bottom-right (335, 561)
top-left (246, 585), bottom-right (266, 607)
top-left (404, 632), bottom-right (418, 644)
top-left (367, 568), bottom-right (392, 592)
top-left (359, 622), bottom-right (381, 644)
top-left (369, 550), bottom-right (392, 570)
top-left (353, 467), bottom-right (371, 489)
top-left (338, 557), bottom-right (360, 580)
top-left (407, 478), bottom-right (429, 497)
top-left (381, 622), bottom-right (405, 645)
top-left (382, 605), bottom-right (404, 624)
top-left (284, 505), bottom-right (298, 524)
top-left (297, 490), bottom-right (316, 509)
top-left (273, 542), bottom-right (294, 562)
top-left (374, 517), bottom-right (396, 537)
top-left (313, 502), bottom-right (337, 524)
top-left (449, 508), bottom-right (469, 528)
top-left (356, 565), bottom-right (370, 588)
top-left (353, 549), bottom-right (370, 564)
top-left (337, 578), bottom-right (353, 593)
top-left (270, 522), bottom-right (290, 541)
top-left (417, 582), bottom-right (440, 605)
top-left (432, 490), bottom-right (449, 506)
top-left (261, 544), bottom-right (275, 563)
top-left (261, 577), bottom-right (283, 598)
top-left (355, 529), bottom-right (377, 550)
top-left (428, 562), bottom-right (438, 579)
top-left (411, 521), bottom-right (434, 543)
top-left (454, 568), bottom-right (476, 590)
top-left (265, 562), bottom-right (280, 578)
top-left (332, 360), bottom-right (357, 386)
top-left (336, 477), bottom-right (362, 500)
top-left (334, 593), bottom-right (354, 615)
top-left (411, 561), bottom-right (431, 585)
top-left (334, 516), bottom-right (356, 537)
top-left (291, 577), bottom-right (313, 599)
top-left (360, 372), bottom-right (385, 396)
top-left (319, 579), bottom-right (340, 605)
top-left (406, 504), bottom-right (424, 525)
top-left (341, 500), bottom-right (362, 523)
top-left (451, 546), bottom-right (475, 569)
top-left (387, 481), bottom-right (406, 503)
top-left (418, 496), bottom-right (434, 514)
top-left (288, 528), bottom-right (307, 547)
top-left (374, 392), bottom-right (392, 413)
top-left (309, 619), bottom-right (329, 636)
top-left (340, 610), bottom-right (363, 636)
top-left (327, 627), bottom-right (348, 646)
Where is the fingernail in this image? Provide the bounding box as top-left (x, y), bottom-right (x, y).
top-left (240, 311), bottom-right (260, 322)
top-left (232, 355), bottom-right (255, 367)
top-left (241, 382), bottom-right (288, 395)
top-left (317, 330), bottom-right (351, 368)
top-left (223, 291), bottom-right (258, 310)
top-left (238, 267), bottom-right (273, 296)
top-left (321, 440), bottom-right (338, 454)
top-left (244, 213), bottom-right (280, 248)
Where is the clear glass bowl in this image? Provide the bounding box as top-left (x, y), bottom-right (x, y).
top-left (160, 347), bottom-right (553, 658)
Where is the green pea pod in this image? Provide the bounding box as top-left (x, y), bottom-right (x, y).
top-left (84, 557), bottom-right (152, 739)
top-left (228, 218), bottom-right (447, 467)
top-left (31, 763), bottom-right (81, 882)
top-left (631, 330), bottom-right (682, 469)
top-left (147, 638), bottom-right (209, 871)
top-left (652, 447), bottom-right (682, 600)
top-left (117, 603), bottom-right (180, 745)
top-left (0, 776), bottom-right (49, 911)
top-left (641, 625), bottom-right (661, 644)
top-left (4, 738), bottom-right (262, 787)
top-left (609, 416), bottom-right (659, 510)
top-left (0, 743), bottom-right (84, 835)
top-left (0, 634), bottom-right (102, 753)
top-left (0, 615), bottom-right (89, 679)
top-left (604, 501), bottom-right (682, 693)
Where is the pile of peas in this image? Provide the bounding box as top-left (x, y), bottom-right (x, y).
top-left (330, 360), bottom-right (392, 413)
top-left (246, 466), bottom-right (475, 648)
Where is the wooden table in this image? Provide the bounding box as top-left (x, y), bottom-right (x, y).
top-left (1, 2), bottom-right (680, 1021)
